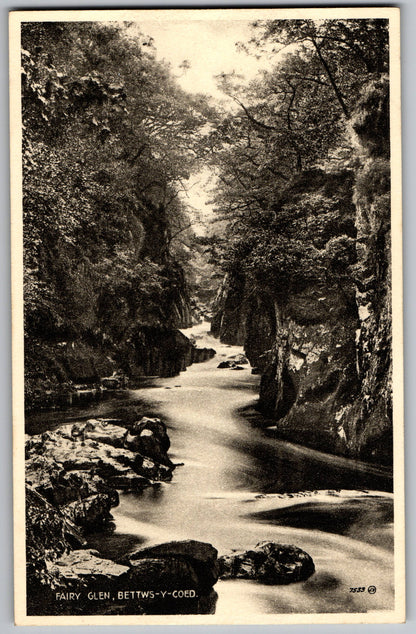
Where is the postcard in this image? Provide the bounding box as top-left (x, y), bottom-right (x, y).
top-left (10, 7), bottom-right (404, 625)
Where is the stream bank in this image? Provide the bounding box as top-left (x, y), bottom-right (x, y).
top-left (25, 322), bottom-right (394, 617)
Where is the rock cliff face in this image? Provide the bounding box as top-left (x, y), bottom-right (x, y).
top-left (25, 326), bottom-right (215, 411)
top-left (212, 79), bottom-right (392, 465)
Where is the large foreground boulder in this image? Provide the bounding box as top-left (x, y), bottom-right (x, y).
top-left (28, 533), bottom-right (219, 616)
top-left (25, 417), bottom-right (175, 540)
top-left (219, 541), bottom-right (315, 585)
top-left (127, 540), bottom-right (219, 591)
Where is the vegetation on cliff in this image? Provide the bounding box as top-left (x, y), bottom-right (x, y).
top-left (22, 18), bottom-right (394, 463)
top-left (22, 22), bottom-right (215, 406)
top-left (209, 19), bottom-right (392, 462)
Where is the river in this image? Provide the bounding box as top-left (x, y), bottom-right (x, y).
top-left (29, 321), bottom-right (395, 616)
top-left (87, 322), bottom-right (395, 616)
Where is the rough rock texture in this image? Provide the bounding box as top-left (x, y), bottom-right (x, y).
top-left (212, 80), bottom-right (392, 465)
top-left (211, 272), bottom-right (247, 345)
top-left (218, 541), bottom-right (315, 585)
top-left (127, 326), bottom-right (215, 380)
top-left (25, 418), bottom-right (220, 616)
top-left (27, 531), bottom-right (220, 616)
top-left (25, 412), bottom-right (176, 594)
top-left (26, 419), bottom-right (174, 504)
top-left (48, 549), bottom-right (129, 585)
top-left (26, 327), bottom-right (215, 413)
top-left (63, 494), bottom-right (116, 530)
top-left (345, 76), bottom-right (392, 462)
top-left (127, 540), bottom-right (219, 590)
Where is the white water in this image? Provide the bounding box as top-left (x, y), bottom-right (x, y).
top-left (106, 322), bottom-right (394, 616)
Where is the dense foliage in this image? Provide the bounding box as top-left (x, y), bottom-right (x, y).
top-left (208, 19), bottom-right (389, 302)
top-left (22, 22), bottom-right (212, 346)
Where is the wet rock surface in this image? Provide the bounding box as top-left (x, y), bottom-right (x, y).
top-left (25, 416), bottom-right (194, 615)
top-left (127, 540), bottom-right (219, 591)
top-left (217, 360), bottom-right (244, 370)
top-left (49, 549), bottom-right (130, 584)
top-left (25, 414), bottom-right (221, 616)
top-left (218, 541), bottom-right (315, 585)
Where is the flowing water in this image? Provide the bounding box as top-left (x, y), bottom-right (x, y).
top-left (89, 322), bottom-right (395, 616)
top-left (27, 322), bottom-right (395, 616)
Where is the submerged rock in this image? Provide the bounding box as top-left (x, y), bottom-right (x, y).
top-left (218, 541), bottom-right (315, 585)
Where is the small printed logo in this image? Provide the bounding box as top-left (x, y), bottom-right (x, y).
top-left (368, 585), bottom-right (377, 594)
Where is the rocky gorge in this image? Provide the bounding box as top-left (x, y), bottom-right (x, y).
top-left (211, 78), bottom-right (393, 466)
top-left (21, 18), bottom-right (396, 620)
top-left (25, 330), bottom-right (216, 412)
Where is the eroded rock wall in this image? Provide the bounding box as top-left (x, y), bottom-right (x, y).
top-left (212, 79), bottom-right (392, 464)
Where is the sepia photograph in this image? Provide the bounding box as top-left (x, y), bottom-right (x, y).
top-left (10, 8), bottom-right (404, 625)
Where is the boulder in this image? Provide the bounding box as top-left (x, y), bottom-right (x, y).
top-left (131, 417), bottom-right (170, 451)
top-left (100, 372), bottom-right (128, 390)
top-left (127, 540), bottom-right (219, 590)
top-left (26, 455), bottom-right (111, 506)
top-left (26, 419), bottom-right (175, 497)
top-left (217, 360), bottom-right (236, 369)
top-left (27, 427), bottom-right (139, 477)
top-left (229, 354), bottom-right (249, 365)
top-left (126, 431), bottom-right (173, 468)
top-left (217, 360), bottom-right (245, 370)
top-left (82, 420), bottom-right (126, 448)
top-left (63, 493), bottom-right (117, 530)
top-left (191, 347), bottom-right (216, 363)
top-left (127, 557), bottom-right (200, 590)
top-left (133, 454), bottom-right (173, 481)
top-left (129, 539), bottom-right (217, 564)
top-left (49, 549), bottom-right (129, 585)
top-left (218, 541), bottom-right (315, 585)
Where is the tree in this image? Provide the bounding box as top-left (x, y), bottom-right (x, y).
top-left (22, 21), bottom-right (213, 345)
top-left (207, 18), bottom-right (388, 314)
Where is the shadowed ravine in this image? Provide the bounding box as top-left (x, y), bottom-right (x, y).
top-left (85, 322), bottom-right (394, 616)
